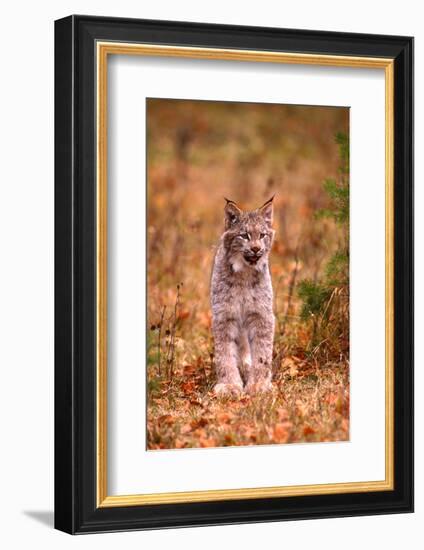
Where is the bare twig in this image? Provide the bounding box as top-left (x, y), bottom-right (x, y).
top-left (280, 234), bottom-right (301, 337)
top-left (166, 283), bottom-right (181, 379)
top-left (157, 305), bottom-right (166, 376)
top-left (281, 257), bottom-right (299, 337)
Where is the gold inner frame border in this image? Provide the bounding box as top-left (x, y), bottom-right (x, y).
top-left (96, 41), bottom-right (394, 508)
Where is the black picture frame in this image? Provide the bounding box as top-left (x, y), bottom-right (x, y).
top-left (55, 14), bottom-right (414, 534)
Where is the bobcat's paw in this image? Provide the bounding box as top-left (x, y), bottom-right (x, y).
top-left (213, 382), bottom-right (243, 398)
top-left (245, 380), bottom-right (273, 395)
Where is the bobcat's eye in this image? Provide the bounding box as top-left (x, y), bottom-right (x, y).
top-left (240, 233), bottom-right (250, 240)
top-left (260, 233), bottom-right (266, 239)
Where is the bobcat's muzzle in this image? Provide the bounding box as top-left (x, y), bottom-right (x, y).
top-left (243, 251), bottom-right (263, 265)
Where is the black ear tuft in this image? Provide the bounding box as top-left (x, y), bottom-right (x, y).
top-left (224, 198), bottom-right (242, 230)
top-left (259, 195), bottom-right (274, 225)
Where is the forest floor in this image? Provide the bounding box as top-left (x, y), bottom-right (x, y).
top-left (146, 98), bottom-right (350, 450)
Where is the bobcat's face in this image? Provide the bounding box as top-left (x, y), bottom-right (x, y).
top-left (222, 197), bottom-right (275, 271)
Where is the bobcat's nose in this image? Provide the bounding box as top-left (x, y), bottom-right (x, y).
top-left (251, 246), bottom-right (261, 254)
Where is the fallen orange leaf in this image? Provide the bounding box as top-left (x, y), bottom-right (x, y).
top-left (217, 412), bottom-right (233, 424)
top-left (303, 425), bottom-right (316, 436)
top-left (158, 414), bottom-right (175, 426)
top-left (273, 423), bottom-right (290, 443)
top-left (200, 437), bottom-right (216, 448)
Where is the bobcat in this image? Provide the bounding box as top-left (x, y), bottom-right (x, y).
top-left (210, 196), bottom-right (275, 396)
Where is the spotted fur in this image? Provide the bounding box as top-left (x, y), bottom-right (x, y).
top-left (210, 197), bottom-right (275, 395)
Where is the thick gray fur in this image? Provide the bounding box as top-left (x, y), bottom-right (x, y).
top-left (210, 197), bottom-right (275, 396)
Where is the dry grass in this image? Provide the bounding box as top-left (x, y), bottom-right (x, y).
top-left (146, 98), bottom-right (349, 450)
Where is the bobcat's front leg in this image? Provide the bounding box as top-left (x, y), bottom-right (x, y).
top-left (213, 318), bottom-right (243, 397)
top-left (245, 313), bottom-right (274, 394)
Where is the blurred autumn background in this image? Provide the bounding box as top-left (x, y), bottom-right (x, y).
top-left (146, 98), bottom-right (350, 450)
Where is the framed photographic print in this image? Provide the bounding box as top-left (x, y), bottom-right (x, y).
top-left (54, 15), bottom-right (414, 534)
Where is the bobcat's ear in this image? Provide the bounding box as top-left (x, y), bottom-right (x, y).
top-left (259, 195), bottom-right (274, 226)
top-left (224, 198), bottom-right (242, 229)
